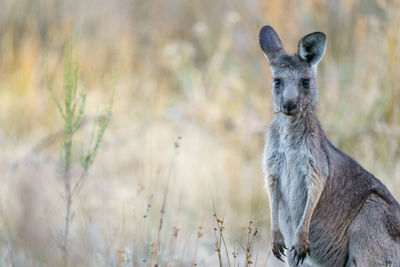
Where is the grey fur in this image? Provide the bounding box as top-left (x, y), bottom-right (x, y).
top-left (259, 25), bottom-right (400, 267)
top-left (259, 25), bottom-right (284, 62)
top-left (298, 32), bottom-right (326, 65)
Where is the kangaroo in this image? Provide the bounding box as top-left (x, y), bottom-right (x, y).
top-left (259, 25), bottom-right (400, 267)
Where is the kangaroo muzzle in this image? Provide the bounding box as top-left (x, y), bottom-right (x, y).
top-left (282, 87), bottom-right (299, 115)
top-left (282, 100), bottom-right (298, 115)
top-left (282, 101), bottom-right (298, 116)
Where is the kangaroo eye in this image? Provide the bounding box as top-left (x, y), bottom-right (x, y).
top-left (273, 78), bottom-right (282, 89)
top-left (302, 78), bottom-right (310, 89)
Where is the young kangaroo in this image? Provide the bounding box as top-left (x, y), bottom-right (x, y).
top-left (259, 25), bottom-right (400, 267)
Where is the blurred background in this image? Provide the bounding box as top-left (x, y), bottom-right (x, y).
top-left (0, 0), bottom-right (400, 266)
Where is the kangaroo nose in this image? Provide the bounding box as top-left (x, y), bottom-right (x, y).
top-left (283, 101), bottom-right (297, 113)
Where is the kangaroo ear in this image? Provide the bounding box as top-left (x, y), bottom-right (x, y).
top-left (259, 25), bottom-right (284, 62)
top-left (298, 32), bottom-right (326, 65)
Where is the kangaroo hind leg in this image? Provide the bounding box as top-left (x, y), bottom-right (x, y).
top-left (347, 195), bottom-right (400, 267)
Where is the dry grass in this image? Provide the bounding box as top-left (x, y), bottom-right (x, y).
top-left (0, 0), bottom-right (400, 266)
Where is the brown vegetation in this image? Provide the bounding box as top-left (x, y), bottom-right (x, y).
top-left (0, 0), bottom-right (399, 266)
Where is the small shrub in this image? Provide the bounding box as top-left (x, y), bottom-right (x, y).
top-left (46, 36), bottom-right (114, 266)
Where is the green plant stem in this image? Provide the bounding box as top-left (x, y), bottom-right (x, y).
top-left (62, 133), bottom-right (73, 267)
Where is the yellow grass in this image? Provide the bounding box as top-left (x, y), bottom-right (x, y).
top-left (0, 0), bottom-right (400, 266)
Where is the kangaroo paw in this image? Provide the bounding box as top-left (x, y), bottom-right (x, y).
top-left (291, 231), bottom-right (310, 266)
top-left (271, 230), bottom-right (287, 262)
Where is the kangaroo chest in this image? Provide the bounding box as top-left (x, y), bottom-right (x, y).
top-left (265, 118), bottom-right (328, 237)
top-left (276, 142), bottom-right (309, 228)
top-left (266, 127), bottom-right (317, 232)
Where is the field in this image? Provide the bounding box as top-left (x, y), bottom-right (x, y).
top-left (0, 0), bottom-right (400, 266)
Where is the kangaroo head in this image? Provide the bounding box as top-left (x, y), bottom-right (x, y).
top-left (259, 25), bottom-right (326, 116)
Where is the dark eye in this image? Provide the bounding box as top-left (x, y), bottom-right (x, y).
top-left (273, 78), bottom-right (282, 89)
top-left (302, 78), bottom-right (310, 89)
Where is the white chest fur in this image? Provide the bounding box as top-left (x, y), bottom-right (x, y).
top-left (277, 139), bottom-right (309, 228)
top-left (264, 126), bottom-right (313, 240)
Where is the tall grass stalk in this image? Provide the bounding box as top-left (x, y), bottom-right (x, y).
top-left (46, 37), bottom-right (113, 266)
top-left (153, 136), bottom-right (181, 266)
top-left (210, 191), bottom-right (231, 267)
top-left (0, 206), bottom-right (15, 267)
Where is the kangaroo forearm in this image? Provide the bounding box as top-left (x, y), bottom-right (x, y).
top-left (269, 193), bottom-right (280, 231)
top-left (297, 170), bottom-right (324, 234)
top-left (267, 175), bottom-right (280, 231)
